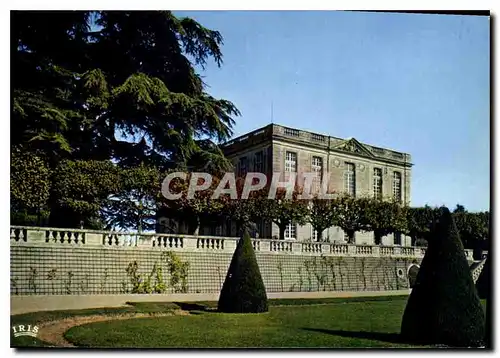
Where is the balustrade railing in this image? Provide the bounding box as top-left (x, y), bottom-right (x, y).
top-left (10, 226), bottom-right (479, 259)
top-left (356, 246), bottom-right (373, 255)
top-left (155, 235), bottom-right (183, 249)
top-left (270, 241), bottom-right (293, 252)
top-left (330, 244), bottom-right (349, 255)
top-left (197, 237), bottom-right (225, 250)
top-left (380, 247), bottom-right (395, 256)
top-left (302, 243), bottom-right (322, 253)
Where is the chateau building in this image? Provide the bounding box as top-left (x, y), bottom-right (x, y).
top-left (160, 123), bottom-right (413, 246)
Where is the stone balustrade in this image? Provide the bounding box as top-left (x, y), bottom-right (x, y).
top-left (10, 226), bottom-right (476, 259)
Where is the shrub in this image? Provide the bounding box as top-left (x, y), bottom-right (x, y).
top-left (475, 258), bottom-right (489, 300)
top-left (218, 230), bottom-right (268, 313)
top-left (400, 207), bottom-right (485, 347)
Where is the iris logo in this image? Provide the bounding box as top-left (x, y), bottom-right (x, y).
top-left (12, 324), bottom-right (39, 338)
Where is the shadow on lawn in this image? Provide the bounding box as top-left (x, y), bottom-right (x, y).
top-left (302, 328), bottom-right (404, 344)
top-left (173, 302), bottom-right (214, 312)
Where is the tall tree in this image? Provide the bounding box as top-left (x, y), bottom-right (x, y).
top-left (102, 164), bottom-right (161, 232)
top-left (330, 194), bottom-right (370, 244)
top-left (405, 206), bottom-right (439, 246)
top-left (12, 11), bottom-right (240, 228)
top-left (50, 159), bottom-right (121, 228)
top-left (256, 188), bottom-right (309, 241)
top-left (307, 196), bottom-right (335, 242)
top-left (10, 147), bottom-right (51, 226)
top-left (363, 198), bottom-right (407, 245)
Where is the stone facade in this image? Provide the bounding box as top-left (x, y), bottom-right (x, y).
top-left (220, 124), bottom-right (413, 245)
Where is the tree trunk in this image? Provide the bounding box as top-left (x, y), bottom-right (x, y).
top-left (278, 224), bottom-right (286, 241)
top-left (317, 230), bottom-right (323, 242)
top-left (374, 230), bottom-right (382, 245)
top-left (188, 216), bottom-right (200, 235)
top-left (347, 229), bottom-right (355, 244)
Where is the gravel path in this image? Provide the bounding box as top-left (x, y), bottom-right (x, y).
top-left (37, 310), bottom-right (189, 347)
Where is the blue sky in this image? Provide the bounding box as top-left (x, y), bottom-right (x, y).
top-left (174, 11), bottom-right (490, 212)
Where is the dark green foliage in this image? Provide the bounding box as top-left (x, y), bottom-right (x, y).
top-left (218, 231), bottom-right (268, 313)
top-left (363, 198), bottom-right (407, 245)
top-left (401, 207), bottom-right (485, 347)
top-left (405, 206), bottom-right (439, 246)
top-left (12, 11), bottom-right (239, 229)
top-left (475, 259), bottom-right (489, 300)
top-left (102, 164), bottom-right (160, 231)
top-left (308, 197), bottom-right (335, 242)
top-left (330, 194), bottom-right (370, 243)
top-left (257, 188), bottom-right (309, 241)
top-left (10, 148), bottom-right (51, 225)
top-left (50, 159), bottom-right (121, 228)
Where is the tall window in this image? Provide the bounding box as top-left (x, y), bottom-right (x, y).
top-left (285, 151), bottom-right (297, 172)
top-left (393, 171), bottom-right (402, 202)
top-left (285, 222), bottom-right (296, 240)
top-left (344, 163), bottom-right (356, 196)
top-left (254, 151), bottom-right (264, 172)
top-left (312, 156), bottom-right (323, 194)
top-left (239, 157), bottom-right (248, 177)
top-left (373, 168), bottom-right (383, 199)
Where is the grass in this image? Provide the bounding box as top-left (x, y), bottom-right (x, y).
top-left (11, 296), bottom-right (487, 349)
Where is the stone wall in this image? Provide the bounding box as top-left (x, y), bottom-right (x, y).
top-left (11, 245), bottom-right (422, 296)
top-left (10, 226), bottom-right (476, 297)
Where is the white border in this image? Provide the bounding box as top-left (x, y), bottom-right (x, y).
top-left (2, 4), bottom-right (497, 358)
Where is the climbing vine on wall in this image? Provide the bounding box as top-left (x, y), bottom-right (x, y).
top-left (47, 268), bottom-right (57, 294)
top-left (277, 260), bottom-right (284, 292)
top-left (11, 277), bottom-right (19, 295)
top-left (161, 252), bottom-right (190, 293)
top-left (124, 251), bottom-right (190, 294)
top-left (297, 267), bottom-right (304, 292)
top-left (28, 267), bottom-right (38, 294)
top-left (100, 268), bottom-right (109, 294)
top-left (65, 271), bottom-right (74, 294)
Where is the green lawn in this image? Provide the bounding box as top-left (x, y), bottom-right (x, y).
top-left (11, 296), bottom-right (487, 349)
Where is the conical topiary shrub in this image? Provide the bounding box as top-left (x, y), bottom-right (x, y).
top-left (218, 230), bottom-right (268, 313)
top-left (400, 207), bottom-right (485, 347)
top-left (475, 258), bottom-right (489, 299)
top-left (475, 257), bottom-right (490, 347)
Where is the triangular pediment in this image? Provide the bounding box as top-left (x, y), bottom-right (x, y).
top-left (333, 138), bottom-right (374, 157)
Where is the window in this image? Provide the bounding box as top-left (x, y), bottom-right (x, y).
top-left (344, 163), bottom-right (356, 196)
top-left (393, 171), bottom-right (402, 202)
top-left (284, 222), bottom-right (296, 240)
top-left (373, 168), bottom-right (383, 199)
top-left (285, 151), bottom-right (297, 172)
top-left (312, 156), bottom-right (323, 194)
top-left (215, 225), bottom-right (223, 236)
top-left (312, 156), bottom-right (323, 176)
top-left (254, 151), bottom-right (264, 172)
top-left (239, 157), bottom-right (248, 177)
top-left (394, 232), bottom-right (402, 246)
